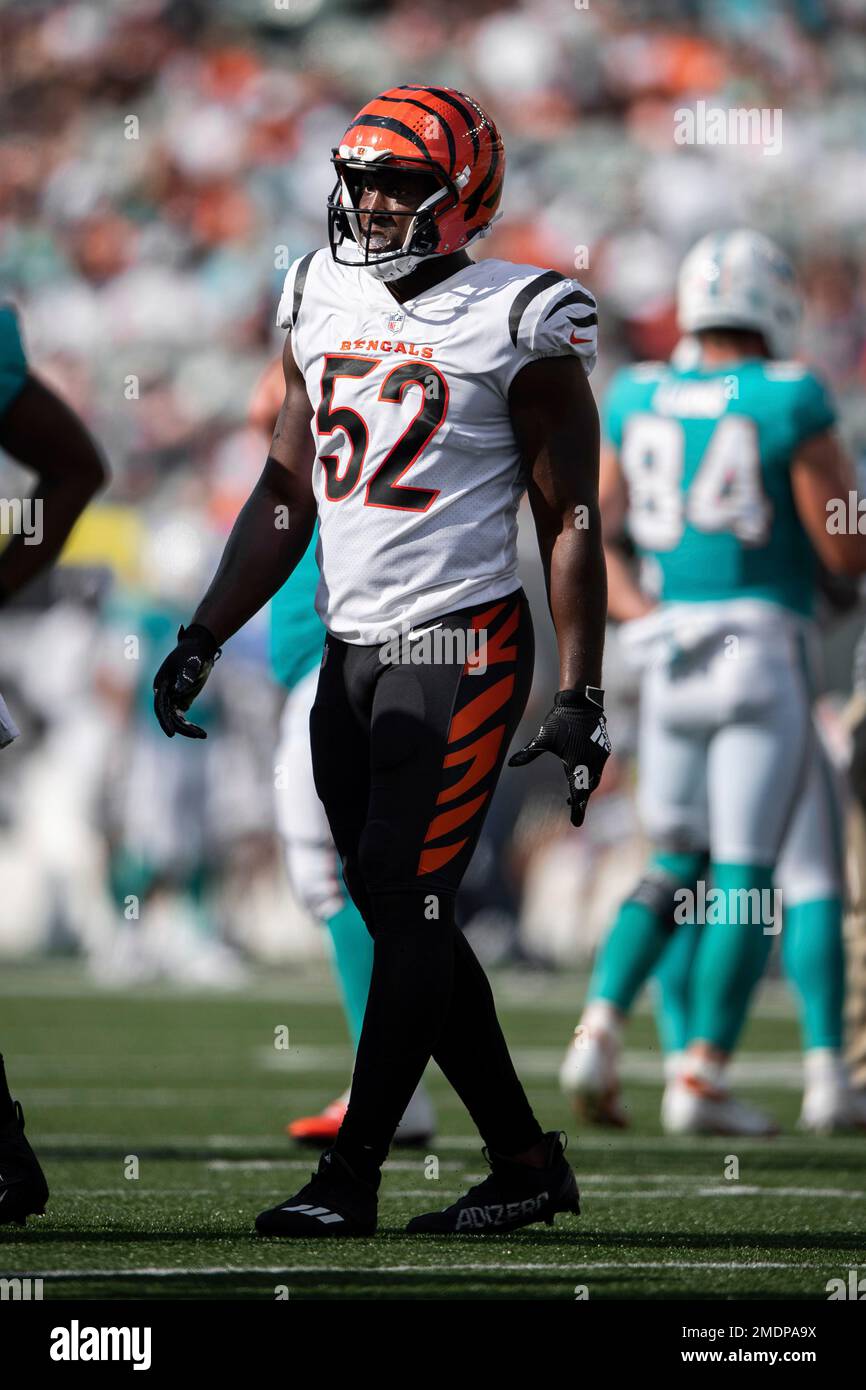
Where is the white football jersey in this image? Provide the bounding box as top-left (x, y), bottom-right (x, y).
top-left (276, 249), bottom-right (597, 644)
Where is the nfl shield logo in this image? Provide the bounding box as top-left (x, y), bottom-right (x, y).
top-left (387, 309), bottom-right (405, 334)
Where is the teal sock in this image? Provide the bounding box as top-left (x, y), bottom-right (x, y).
top-left (689, 862), bottom-right (776, 1053)
top-left (324, 897), bottom-right (374, 1049)
top-left (653, 919), bottom-right (703, 1054)
top-left (781, 897), bottom-right (844, 1050)
top-left (589, 851), bottom-right (706, 1013)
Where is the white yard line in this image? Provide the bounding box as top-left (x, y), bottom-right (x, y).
top-left (53, 1181), bottom-right (863, 1200)
top-left (64, 1189), bottom-right (218, 1197)
top-left (8, 1090), bottom-right (329, 1107)
top-left (206, 1158), bottom-right (464, 1172)
top-left (0, 968), bottom-right (799, 1017)
top-left (254, 1045), bottom-right (806, 1086)
top-left (5, 1259), bottom-right (846, 1280)
top-left (35, 1131), bottom-right (865, 1155)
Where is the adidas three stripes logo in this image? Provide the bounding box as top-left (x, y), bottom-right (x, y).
top-left (590, 721), bottom-right (611, 753)
top-left (279, 1203), bottom-right (345, 1224)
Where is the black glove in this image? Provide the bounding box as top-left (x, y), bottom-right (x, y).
top-left (153, 623), bottom-right (221, 740)
top-left (508, 686), bottom-right (611, 827)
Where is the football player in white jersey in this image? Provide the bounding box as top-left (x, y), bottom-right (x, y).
top-left (250, 356), bottom-right (436, 1148)
top-left (153, 84), bottom-right (609, 1237)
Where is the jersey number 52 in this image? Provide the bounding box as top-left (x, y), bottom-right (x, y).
top-left (316, 354), bottom-right (449, 513)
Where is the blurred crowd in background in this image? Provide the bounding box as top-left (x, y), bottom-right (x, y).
top-left (2, 0), bottom-right (866, 982)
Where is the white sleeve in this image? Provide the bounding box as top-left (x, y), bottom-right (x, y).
top-left (504, 271), bottom-right (598, 391)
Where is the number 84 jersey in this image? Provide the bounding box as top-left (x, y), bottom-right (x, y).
top-left (277, 248), bottom-right (597, 644)
top-left (604, 357), bottom-right (837, 618)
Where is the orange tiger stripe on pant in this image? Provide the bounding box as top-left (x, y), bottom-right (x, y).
top-left (418, 597), bottom-right (521, 876)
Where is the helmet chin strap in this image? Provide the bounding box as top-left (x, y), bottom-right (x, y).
top-left (362, 251), bottom-right (437, 282)
top-left (336, 234), bottom-right (433, 281)
top-left (345, 216), bottom-right (501, 283)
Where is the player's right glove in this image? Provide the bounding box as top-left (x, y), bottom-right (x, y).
top-left (508, 685), bottom-right (611, 828)
top-left (153, 623), bottom-right (221, 740)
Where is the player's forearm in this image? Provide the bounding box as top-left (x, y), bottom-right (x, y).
top-left (544, 518), bottom-right (607, 689)
top-left (191, 457), bottom-right (316, 646)
top-left (814, 533), bottom-right (866, 577)
top-left (604, 542), bottom-right (656, 622)
top-left (0, 471), bottom-right (103, 600)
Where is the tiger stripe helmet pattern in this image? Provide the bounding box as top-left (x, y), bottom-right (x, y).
top-left (327, 84), bottom-right (505, 281)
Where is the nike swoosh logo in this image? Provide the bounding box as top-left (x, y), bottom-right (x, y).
top-left (570, 332), bottom-right (591, 344)
top-left (407, 622), bottom-right (443, 640)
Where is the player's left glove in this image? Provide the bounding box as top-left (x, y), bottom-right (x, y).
top-left (153, 623), bottom-right (221, 740)
top-left (508, 686), bottom-right (610, 828)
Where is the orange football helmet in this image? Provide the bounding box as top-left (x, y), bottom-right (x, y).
top-left (327, 84), bottom-right (505, 280)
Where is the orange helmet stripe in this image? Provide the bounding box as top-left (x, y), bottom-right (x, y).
top-left (344, 112), bottom-right (434, 163)
top-left (331, 84), bottom-right (505, 261)
top-left (405, 85), bottom-right (481, 159)
top-left (373, 93), bottom-right (457, 174)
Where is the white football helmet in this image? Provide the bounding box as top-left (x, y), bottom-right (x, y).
top-left (677, 229), bottom-right (802, 359)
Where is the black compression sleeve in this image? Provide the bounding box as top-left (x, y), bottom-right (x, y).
top-left (191, 457), bottom-right (316, 645)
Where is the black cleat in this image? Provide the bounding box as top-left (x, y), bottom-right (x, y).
top-left (255, 1147), bottom-right (378, 1238)
top-left (406, 1129), bottom-right (580, 1235)
top-left (0, 1101), bottom-right (49, 1226)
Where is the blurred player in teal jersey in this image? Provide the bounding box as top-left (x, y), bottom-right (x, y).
top-left (0, 302), bottom-right (107, 1218)
top-left (560, 231), bottom-right (866, 1135)
top-left (249, 360), bottom-right (434, 1146)
top-left (647, 708), bottom-right (852, 1132)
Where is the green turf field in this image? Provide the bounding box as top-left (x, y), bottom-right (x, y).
top-left (1, 962), bottom-right (864, 1300)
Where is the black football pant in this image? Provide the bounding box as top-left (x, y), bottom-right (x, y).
top-left (309, 586), bottom-right (543, 1171)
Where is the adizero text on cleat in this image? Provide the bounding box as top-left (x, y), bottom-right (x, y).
top-left (255, 1147), bottom-right (378, 1237)
top-left (406, 1130), bottom-right (580, 1236)
top-left (0, 1101), bottom-right (50, 1226)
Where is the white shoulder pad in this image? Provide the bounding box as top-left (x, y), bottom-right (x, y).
top-left (508, 270), bottom-right (598, 380)
top-left (276, 250), bottom-right (318, 331)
